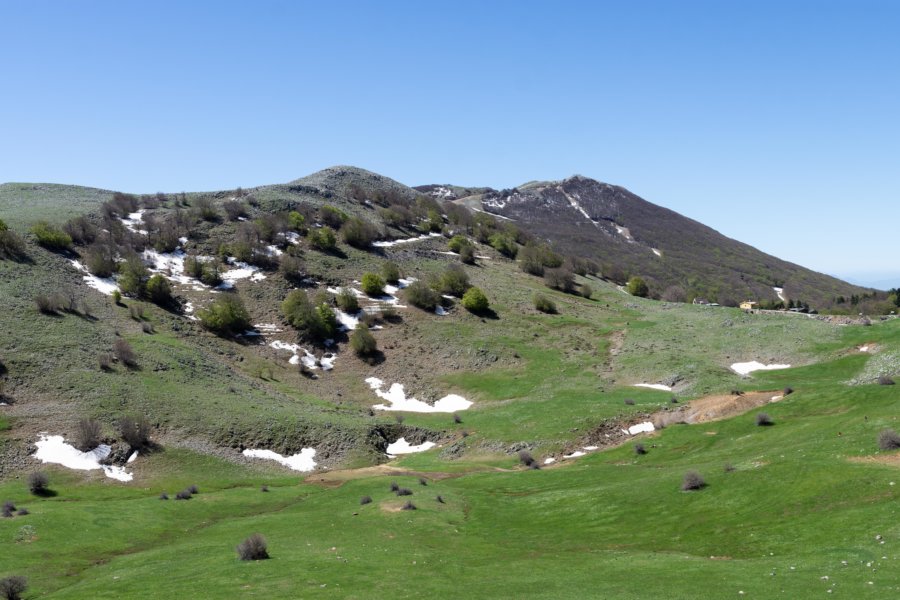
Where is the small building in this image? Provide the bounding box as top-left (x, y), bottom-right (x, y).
top-left (740, 301), bottom-right (758, 310)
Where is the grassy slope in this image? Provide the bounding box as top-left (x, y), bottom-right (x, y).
top-left (1, 178), bottom-right (899, 597)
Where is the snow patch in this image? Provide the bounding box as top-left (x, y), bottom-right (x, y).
top-left (543, 457), bottom-right (556, 465)
top-left (372, 232), bottom-right (441, 248)
top-left (563, 451), bottom-right (586, 459)
top-left (242, 448), bottom-right (317, 472)
top-left (70, 260), bottom-right (119, 295)
top-left (615, 225), bottom-right (634, 241)
top-left (365, 377), bottom-right (473, 413)
top-left (730, 361), bottom-right (791, 376)
top-left (120, 210), bottom-right (147, 234)
top-left (859, 346), bottom-right (870, 353)
top-left (435, 305), bottom-right (448, 316)
top-left (33, 434), bottom-right (133, 482)
top-left (773, 287), bottom-right (786, 303)
top-left (219, 258), bottom-right (266, 286)
top-left (652, 248), bottom-right (662, 257)
top-left (628, 422), bottom-right (655, 435)
top-left (270, 340), bottom-right (319, 369)
top-left (385, 438), bottom-right (436, 456)
top-left (633, 383), bottom-right (672, 392)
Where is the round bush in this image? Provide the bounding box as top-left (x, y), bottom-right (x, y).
top-left (461, 287), bottom-right (489, 313)
top-left (350, 324), bottom-right (378, 357)
top-left (405, 280), bottom-right (440, 311)
top-left (534, 294), bottom-right (557, 314)
top-left (361, 273), bottom-right (385, 297)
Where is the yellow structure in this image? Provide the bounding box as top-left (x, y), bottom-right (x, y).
top-left (740, 301), bottom-right (758, 310)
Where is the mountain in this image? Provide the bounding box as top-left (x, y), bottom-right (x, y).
top-left (417, 175), bottom-right (871, 308)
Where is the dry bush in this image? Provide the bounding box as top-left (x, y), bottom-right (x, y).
top-left (396, 488), bottom-right (413, 497)
top-left (634, 443), bottom-right (647, 455)
top-left (34, 295), bottom-right (58, 314)
top-left (436, 495), bottom-right (445, 504)
top-left (0, 575), bottom-right (27, 600)
top-left (360, 496), bottom-right (372, 505)
top-left (75, 418), bottom-right (103, 451)
top-left (236, 533), bottom-right (269, 560)
top-left (118, 415), bottom-right (151, 450)
top-left (755, 413), bottom-right (774, 426)
top-left (113, 339), bottom-right (137, 367)
top-left (518, 450), bottom-right (535, 467)
top-left (877, 375), bottom-right (895, 386)
top-left (418, 477), bottom-right (428, 486)
top-left (624, 398), bottom-right (635, 406)
top-left (681, 471), bottom-right (706, 491)
top-left (401, 501), bottom-right (417, 511)
top-left (28, 472), bottom-right (49, 495)
top-left (98, 353), bottom-right (114, 372)
top-left (389, 481), bottom-right (399, 492)
top-left (878, 429), bottom-right (900, 450)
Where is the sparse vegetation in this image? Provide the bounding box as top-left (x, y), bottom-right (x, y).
top-left (756, 412), bottom-right (774, 426)
top-left (236, 534), bottom-right (270, 560)
top-left (113, 339), bottom-right (138, 368)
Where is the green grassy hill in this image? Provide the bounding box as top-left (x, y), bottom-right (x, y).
top-left (1, 169), bottom-right (898, 598)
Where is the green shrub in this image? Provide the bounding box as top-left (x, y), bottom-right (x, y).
top-left (30, 221), bottom-right (72, 251)
top-left (438, 264), bottom-right (470, 297)
top-left (361, 273), bottom-right (385, 297)
top-left (308, 227), bottom-right (337, 251)
top-left (282, 290), bottom-right (337, 340)
top-left (278, 254), bottom-right (306, 284)
top-left (335, 288), bottom-right (360, 313)
top-left (406, 280), bottom-right (440, 311)
top-left (0, 219), bottom-right (6, 232)
top-left (287, 211), bottom-right (306, 232)
top-left (350, 324), bottom-right (378, 356)
top-left (534, 294), bottom-right (557, 313)
top-left (118, 255), bottom-right (149, 297)
top-left (341, 217), bottom-right (379, 248)
top-left (461, 287), bottom-right (489, 313)
top-left (382, 261), bottom-right (401, 284)
top-left (198, 294), bottom-right (251, 336)
top-left (489, 232), bottom-right (518, 258)
top-left (112, 290), bottom-right (122, 305)
top-left (146, 274), bottom-right (174, 305)
top-left (458, 244), bottom-right (476, 265)
top-left (626, 276), bottom-right (649, 297)
top-left (448, 235), bottom-right (469, 254)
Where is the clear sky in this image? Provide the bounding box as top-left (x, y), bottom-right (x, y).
top-left (1, 1), bottom-right (897, 285)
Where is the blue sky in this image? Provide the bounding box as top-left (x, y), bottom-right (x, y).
top-left (1, 1), bottom-right (897, 285)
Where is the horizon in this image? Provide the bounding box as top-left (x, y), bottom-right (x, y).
top-left (1, 1), bottom-right (898, 285)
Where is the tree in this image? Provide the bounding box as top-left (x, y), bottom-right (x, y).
top-left (626, 276), bottom-right (649, 297)
top-left (544, 268), bottom-right (575, 293)
top-left (461, 287), bottom-right (489, 313)
top-left (198, 295), bottom-right (251, 336)
top-left (489, 233), bottom-right (517, 258)
top-left (282, 290), bottom-right (336, 340)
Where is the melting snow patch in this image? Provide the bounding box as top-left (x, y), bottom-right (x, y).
top-left (652, 248), bottom-right (662, 257)
top-left (335, 309), bottom-right (361, 330)
top-left (563, 451), bottom-right (586, 459)
top-left (584, 445), bottom-right (599, 451)
top-left (220, 258), bottom-right (266, 286)
top-left (127, 451), bottom-right (139, 463)
top-left (33, 434), bottom-right (133, 482)
top-left (70, 260), bottom-right (119, 295)
top-left (242, 448), bottom-right (317, 472)
top-left (544, 457), bottom-right (556, 465)
top-left (385, 438), bottom-right (436, 456)
top-left (121, 210), bottom-right (147, 234)
top-left (730, 362), bottom-right (791, 376)
top-left (615, 225), bottom-right (634, 241)
top-left (366, 377), bottom-right (473, 413)
top-left (270, 340), bottom-right (318, 369)
top-left (372, 232), bottom-right (441, 248)
top-left (255, 323), bottom-right (282, 333)
top-left (628, 422), bottom-right (655, 435)
top-left (859, 346), bottom-right (870, 353)
top-left (633, 383), bottom-right (672, 392)
top-left (773, 287), bottom-right (786, 303)
top-left (435, 305), bottom-right (448, 316)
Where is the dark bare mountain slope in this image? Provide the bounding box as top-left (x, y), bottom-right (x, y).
top-left (418, 175), bottom-right (870, 308)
